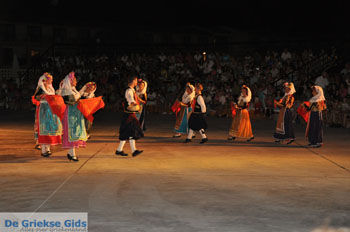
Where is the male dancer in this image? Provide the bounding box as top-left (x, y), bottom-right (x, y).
top-left (185, 83), bottom-right (208, 143)
top-left (115, 76), bottom-right (144, 157)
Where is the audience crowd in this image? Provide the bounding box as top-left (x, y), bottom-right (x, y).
top-left (1, 48), bottom-right (350, 128)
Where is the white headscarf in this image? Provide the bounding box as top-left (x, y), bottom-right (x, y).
top-left (136, 80), bottom-right (148, 96)
top-left (57, 72), bottom-right (80, 100)
top-left (37, 73), bottom-right (55, 95)
top-left (283, 82), bottom-right (296, 97)
top-left (182, 83), bottom-right (195, 104)
top-left (79, 82), bottom-right (97, 99)
top-left (309, 85), bottom-right (326, 103)
top-left (238, 85), bottom-right (252, 103)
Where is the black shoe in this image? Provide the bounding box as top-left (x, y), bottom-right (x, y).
top-left (274, 140), bottom-right (281, 143)
top-left (132, 150), bottom-right (143, 157)
top-left (286, 139), bottom-right (295, 145)
top-left (35, 144), bottom-right (41, 150)
top-left (200, 138), bottom-right (208, 144)
top-left (227, 137), bottom-right (236, 141)
top-left (173, 134), bottom-right (181, 138)
top-left (41, 152), bottom-right (51, 157)
top-left (192, 135), bottom-right (196, 139)
top-left (115, 150), bottom-right (128, 156)
top-left (247, 136), bottom-right (254, 142)
top-left (184, 139), bottom-right (192, 143)
top-left (67, 154), bottom-right (79, 162)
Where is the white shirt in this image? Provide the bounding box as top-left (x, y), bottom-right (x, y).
top-left (219, 95), bottom-right (226, 105)
top-left (341, 68), bottom-right (350, 75)
top-left (194, 54), bottom-right (202, 62)
top-left (197, 95), bottom-right (206, 113)
top-left (281, 51), bottom-right (292, 61)
top-left (315, 76), bottom-right (329, 88)
top-left (159, 55), bottom-right (166, 62)
top-left (121, 55), bottom-right (128, 63)
top-left (271, 68), bottom-right (279, 78)
top-left (203, 60), bottom-right (214, 74)
top-left (125, 87), bottom-right (136, 106)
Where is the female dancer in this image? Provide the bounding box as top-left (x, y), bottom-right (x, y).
top-left (228, 85), bottom-right (254, 142)
top-left (32, 72), bottom-right (62, 157)
top-left (173, 83), bottom-right (195, 137)
top-left (273, 82), bottom-right (296, 144)
top-left (302, 86), bottom-right (326, 148)
top-left (79, 81), bottom-right (97, 138)
top-left (135, 79), bottom-right (147, 131)
top-left (58, 72), bottom-right (88, 161)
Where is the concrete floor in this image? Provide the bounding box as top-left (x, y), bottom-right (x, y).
top-left (0, 112), bottom-right (349, 232)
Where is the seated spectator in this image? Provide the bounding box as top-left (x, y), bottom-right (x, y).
top-left (315, 71), bottom-right (329, 89)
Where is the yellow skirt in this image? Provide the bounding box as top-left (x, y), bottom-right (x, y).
top-left (229, 109), bottom-right (253, 138)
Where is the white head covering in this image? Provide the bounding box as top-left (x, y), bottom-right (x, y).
top-left (136, 79), bottom-right (148, 96)
top-left (57, 72), bottom-right (80, 100)
top-left (283, 82), bottom-right (296, 96)
top-left (181, 83), bottom-right (195, 104)
top-left (37, 73), bottom-right (55, 95)
top-left (79, 82), bottom-right (97, 99)
top-left (238, 85), bottom-right (252, 103)
top-left (309, 85), bottom-right (326, 103)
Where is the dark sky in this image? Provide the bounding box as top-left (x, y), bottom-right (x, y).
top-left (1, 0), bottom-right (349, 34)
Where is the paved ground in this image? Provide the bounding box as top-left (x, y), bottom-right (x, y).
top-left (0, 111), bottom-right (349, 232)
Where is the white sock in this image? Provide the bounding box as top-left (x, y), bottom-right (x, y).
top-left (47, 145), bottom-right (51, 152)
top-left (129, 139), bottom-right (136, 153)
top-left (69, 147), bottom-right (76, 158)
top-left (187, 129), bottom-right (194, 139)
top-left (41, 144), bottom-right (47, 153)
top-left (199, 129), bottom-right (207, 139)
top-left (117, 140), bottom-right (126, 152)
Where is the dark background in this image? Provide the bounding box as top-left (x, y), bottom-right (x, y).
top-left (1, 0), bottom-right (349, 35)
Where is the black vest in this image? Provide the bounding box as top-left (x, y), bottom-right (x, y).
top-left (237, 100), bottom-right (248, 109)
top-left (194, 95), bottom-right (203, 113)
top-left (62, 95), bottom-right (77, 105)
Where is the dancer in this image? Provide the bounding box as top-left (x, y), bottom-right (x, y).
top-left (135, 79), bottom-right (147, 131)
top-left (173, 83), bottom-right (195, 137)
top-left (228, 85), bottom-right (254, 142)
top-left (32, 72), bottom-right (62, 157)
top-left (32, 98), bottom-right (41, 150)
top-left (301, 86), bottom-right (326, 148)
top-left (79, 81), bottom-right (97, 99)
top-left (115, 75), bottom-right (144, 157)
top-left (185, 83), bottom-right (208, 143)
top-left (58, 72), bottom-right (88, 161)
top-left (273, 82), bottom-right (296, 144)
top-left (79, 81), bottom-right (97, 138)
